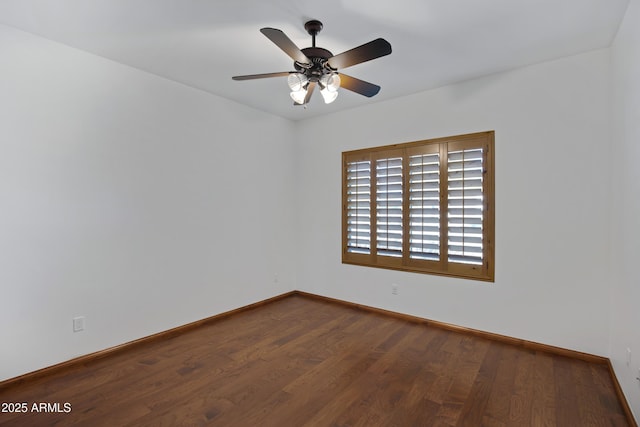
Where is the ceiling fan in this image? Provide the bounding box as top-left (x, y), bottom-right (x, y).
top-left (232, 20), bottom-right (392, 106)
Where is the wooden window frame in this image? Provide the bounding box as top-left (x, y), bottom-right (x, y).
top-left (342, 131), bottom-right (495, 282)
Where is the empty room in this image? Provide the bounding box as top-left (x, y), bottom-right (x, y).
top-left (1, 0), bottom-right (638, 425)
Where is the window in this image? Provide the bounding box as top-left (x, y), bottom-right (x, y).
top-left (342, 131), bottom-right (494, 281)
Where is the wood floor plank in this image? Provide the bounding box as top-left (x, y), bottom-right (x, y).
top-left (436, 336), bottom-right (491, 425)
top-left (482, 344), bottom-right (520, 423)
top-left (0, 294), bottom-right (632, 426)
top-left (508, 348), bottom-right (536, 426)
top-left (530, 352), bottom-right (558, 426)
top-left (457, 342), bottom-right (503, 423)
top-left (554, 356), bottom-right (583, 425)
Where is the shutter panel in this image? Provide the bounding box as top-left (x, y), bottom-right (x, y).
top-left (409, 153), bottom-right (440, 260)
top-left (376, 157), bottom-right (403, 257)
top-left (447, 148), bottom-right (484, 265)
top-left (346, 160), bottom-right (371, 254)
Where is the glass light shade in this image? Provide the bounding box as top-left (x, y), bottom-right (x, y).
top-left (320, 88), bottom-right (338, 104)
top-left (320, 73), bottom-right (340, 92)
top-left (319, 73), bottom-right (340, 104)
top-left (287, 73), bottom-right (308, 92)
top-left (290, 89), bottom-right (307, 104)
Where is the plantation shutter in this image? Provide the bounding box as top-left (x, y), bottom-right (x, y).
top-left (447, 148), bottom-right (484, 265)
top-left (345, 159), bottom-right (372, 254)
top-left (342, 131), bottom-right (493, 281)
top-left (408, 151), bottom-right (441, 261)
top-left (375, 157), bottom-right (403, 257)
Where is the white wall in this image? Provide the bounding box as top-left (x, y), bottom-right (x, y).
top-left (294, 49), bottom-right (612, 357)
top-left (0, 24), bottom-right (296, 382)
top-left (610, 0), bottom-right (640, 417)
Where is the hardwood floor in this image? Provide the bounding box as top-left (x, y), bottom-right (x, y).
top-left (0, 294), bottom-right (631, 426)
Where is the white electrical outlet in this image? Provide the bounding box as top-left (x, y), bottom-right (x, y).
top-left (73, 316), bottom-right (85, 332)
top-left (391, 284), bottom-right (398, 295)
top-left (627, 348), bottom-right (632, 366)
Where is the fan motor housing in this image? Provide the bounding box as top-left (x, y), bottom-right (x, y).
top-left (295, 47), bottom-right (334, 80)
top-left (301, 47), bottom-right (332, 60)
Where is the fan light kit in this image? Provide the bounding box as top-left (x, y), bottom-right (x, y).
top-left (232, 20), bottom-right (392, 106)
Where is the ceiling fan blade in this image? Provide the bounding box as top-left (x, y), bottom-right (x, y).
top-left (338, 73), bottom-right (381, 97)
top-left (304, 81), bottom-right (316, 104)
top-left (232, 72), bottom-right (292, 81)
top-left (327, 38), bottom-right (392, 70)
top-left (260, 28), bottom-right (311, 65)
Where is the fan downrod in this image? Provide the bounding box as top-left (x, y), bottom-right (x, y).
top-left (304, 20), bottom-right (323, 47)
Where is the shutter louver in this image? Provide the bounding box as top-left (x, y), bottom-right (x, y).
top-left (447, 148), bottom-right (484, 265)
top-left (346, 160), bottom-right (371, 254)
top-left (376, 157), bottom-right (403, 257)
top-left (409, 153), bottom-right (440, 260)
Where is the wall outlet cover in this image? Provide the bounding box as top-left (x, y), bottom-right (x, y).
top-left (73, 316), bottom-right (85, 332)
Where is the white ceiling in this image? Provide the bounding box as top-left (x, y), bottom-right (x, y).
top-left (0, 0), bottom-right (630, 121)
